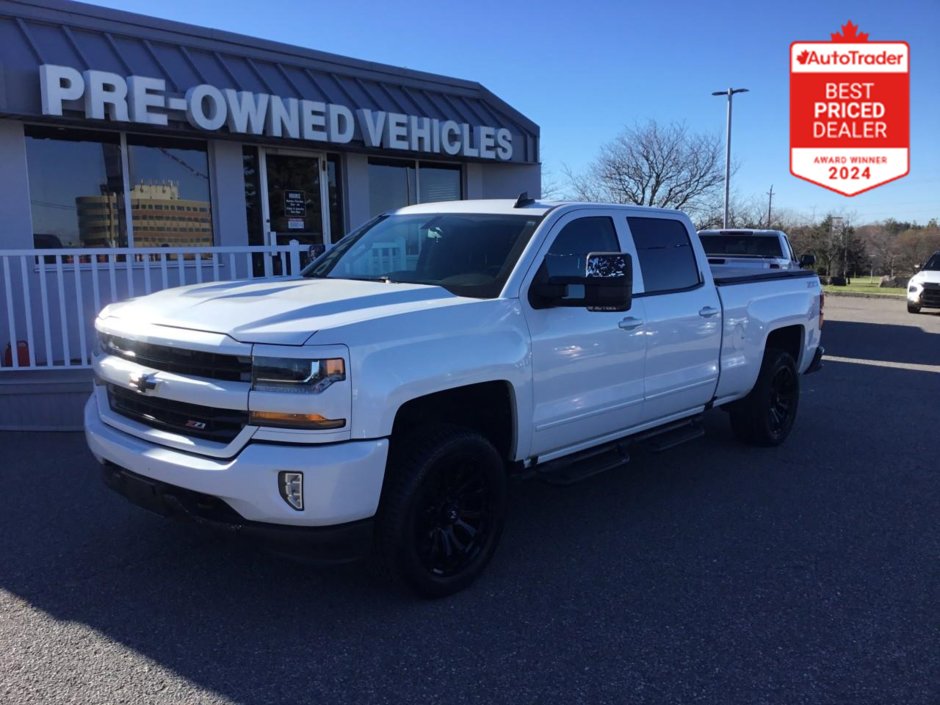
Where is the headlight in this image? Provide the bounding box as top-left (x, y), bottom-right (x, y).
top-left (251, 357), bottom-right (345, 394)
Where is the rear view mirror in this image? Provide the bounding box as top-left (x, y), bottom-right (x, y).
top-left (530, 252), bottom-right (633, 311)
top-left (799, 253), bottom-right (816, 268)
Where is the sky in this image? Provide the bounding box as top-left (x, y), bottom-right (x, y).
top-left (91, 0), bottom-right (940, 225)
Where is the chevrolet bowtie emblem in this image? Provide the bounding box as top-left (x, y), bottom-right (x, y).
top-left (129, 372), bottom-right (158, 393)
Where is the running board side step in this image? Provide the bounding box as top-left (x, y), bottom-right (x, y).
top-left (644, 422), bottom-right (705, 453)
top-left (535, 442), bottom-right (630, 486)
top-left (530, 416), bottom-right (705, 486)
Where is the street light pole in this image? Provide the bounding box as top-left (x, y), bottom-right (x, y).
top-left (712, 87), bottom-right (748, 228)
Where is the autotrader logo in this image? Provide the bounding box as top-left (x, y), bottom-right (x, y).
top-left (789, 21), bottom-right (909, 196)
top-left (796, 49), bottom-right (906, 67)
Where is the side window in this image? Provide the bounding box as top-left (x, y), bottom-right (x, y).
top-left (628, 217), bottom-right (700, 294)
top-left (543, 216), bottom-right (619, 277)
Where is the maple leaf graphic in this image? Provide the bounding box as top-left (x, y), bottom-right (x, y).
top-left (831, 20), bottom-right (869, 42)
top-left (797, 49), bottom-right (810, 64)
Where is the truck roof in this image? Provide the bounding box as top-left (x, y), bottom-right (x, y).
top-left (391, 199), bottom-right (686, 218)
top-left (698, 229), bottom-right (787, 236)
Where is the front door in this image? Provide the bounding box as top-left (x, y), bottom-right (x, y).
top-left (261, 151), bottom-right (330, 253)
top-left (523, 211), bottom-right (648, 459)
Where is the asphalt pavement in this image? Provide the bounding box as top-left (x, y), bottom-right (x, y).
top-left (1, 296), bottom-right (938, 704)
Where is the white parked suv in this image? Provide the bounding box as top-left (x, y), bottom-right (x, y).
top-left (907, 251), bottom-right (940, 313)
top-left (85, 199), bottom-right (824, 596)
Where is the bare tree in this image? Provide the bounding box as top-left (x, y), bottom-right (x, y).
top-left (565, 121), bottom-right (724, 217)
top-left (895, 226), bottom-right (940, 274)
top-left (858, 224), bottom-right (900, 276)
top-left (696, 193), bottom-right (768, 230)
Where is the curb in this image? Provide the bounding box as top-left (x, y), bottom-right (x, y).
top-left (823, 290), bottom-right (906, 300)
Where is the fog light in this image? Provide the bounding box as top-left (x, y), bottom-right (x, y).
top-left (278, 471), bottom-right (304, 511)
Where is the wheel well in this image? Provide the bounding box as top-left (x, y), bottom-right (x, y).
top-left (391, 382), bottom-right (515, 461)
top-left (765, 325), bottom-right (803, 364)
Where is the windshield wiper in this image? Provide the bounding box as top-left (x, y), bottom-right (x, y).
top-left (327, 275), bottom-right (403, 283)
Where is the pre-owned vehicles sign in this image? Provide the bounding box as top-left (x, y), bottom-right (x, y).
top-left (790, 22), bottom-right (909, 196)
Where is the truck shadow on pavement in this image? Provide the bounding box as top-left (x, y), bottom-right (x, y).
top-left (0, 354), bottom-right (937, 703)
top-left (822, 318), bottom-right (940, 366)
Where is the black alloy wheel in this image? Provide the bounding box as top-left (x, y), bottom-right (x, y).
top-left (729, 348), bottom-right (800, 447)
top-left (767, 363), bottom-right (798, 439)
top-left (376, 424), bottom-right (507, 597)
top-left (413, 457), bottom-right (493, 578)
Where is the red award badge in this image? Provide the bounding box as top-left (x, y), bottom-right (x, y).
top-left (790, 21), bottom-right (909, 196)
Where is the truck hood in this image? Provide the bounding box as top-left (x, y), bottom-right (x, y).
top-left (100, 278), bottom-right (465, 345)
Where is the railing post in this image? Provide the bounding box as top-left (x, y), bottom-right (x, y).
top-left (289, 239), bottom-right (301, 276)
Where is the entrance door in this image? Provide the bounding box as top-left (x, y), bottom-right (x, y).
top-left (261, 151), bottom-right (331, 255)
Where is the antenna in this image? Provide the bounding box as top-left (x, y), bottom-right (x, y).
top-left (514, 192), bottom-right (535, 208)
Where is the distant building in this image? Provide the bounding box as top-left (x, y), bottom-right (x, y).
top-left (76, 182), bottom-right (212, 249)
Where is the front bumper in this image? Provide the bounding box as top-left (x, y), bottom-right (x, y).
top-left (101, 463), bottom-right (374, 561)
top-left (85, 396), bottom-right (389, 529)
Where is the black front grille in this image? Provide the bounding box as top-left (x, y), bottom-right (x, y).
top-left (100, 334), bottom-right (251, 382)
top-left (922, 283), bottom-right (940, 307)
top-left (107, 384), bottom-right (247, 443)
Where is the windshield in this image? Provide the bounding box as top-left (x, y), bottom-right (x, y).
top-left (923, 253), bottom-right (940, 271)
top-left (700, 234), bottom-right (784, 259)
top-left (303, 213), bottom-right (543, 298)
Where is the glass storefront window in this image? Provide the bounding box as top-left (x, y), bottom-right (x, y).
top-left (126, 135), bottom-right (212, 248)
top-left (243, 146), bottom-right (265, 247)
top-left (327, 155), bottom-right (345, 243)
top-left (25, 126), bottom-right (126, 249)
top-left (368, 160), bottom-right (416, 217)
top-left (418, 163), bottom-right (461, 204)
top-left (25, 127), bottom-right (214, 252)
top-left (368, 159), bottom-right (462, 218)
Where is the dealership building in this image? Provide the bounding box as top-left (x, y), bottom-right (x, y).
top-left (0, 0), bottom-right (541, 429)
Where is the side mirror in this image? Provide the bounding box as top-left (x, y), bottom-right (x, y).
top-left (530, 252), bottom-right (633, 311)
top-left (913, 264), bottom-right (921, 271)
top-left (799, 253), bottom-right (816, 268)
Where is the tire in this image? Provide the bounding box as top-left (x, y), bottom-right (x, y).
top-left (908, 303), bottom-right (921, 314)
top-left (375, 424), bottom-right (507, 598)
top-left (729, 348), bottom-right (800, 447)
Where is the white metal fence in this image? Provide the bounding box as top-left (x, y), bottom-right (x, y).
top-left (0, 242), bottom-right (304, 371)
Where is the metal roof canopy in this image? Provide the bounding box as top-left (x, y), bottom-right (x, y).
top-left (0, 0), bottom-right (539, 163)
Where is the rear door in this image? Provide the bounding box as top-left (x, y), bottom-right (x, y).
top-left (523, 211), bottom-right (647, 458)
top-left (626, 215), bottom-right (723, 422)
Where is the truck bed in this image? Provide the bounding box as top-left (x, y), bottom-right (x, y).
top-left (711, 267), bottom-right (817, 286)
top-left (711, 267), bottom-right (822, 406)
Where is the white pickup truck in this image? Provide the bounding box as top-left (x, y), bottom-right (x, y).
top-left (85, 199), bottom-right (824, 596)
top-left (698, 228), bottom-right (815, 272)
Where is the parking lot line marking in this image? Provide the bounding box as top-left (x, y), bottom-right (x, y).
top-left (824, 354), bottom-right (940, 374)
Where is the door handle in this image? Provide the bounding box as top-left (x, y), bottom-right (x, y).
top-left (618, 317), bottom-right (643, 331)
top-left (698, 306), bottom-right (720, 318)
